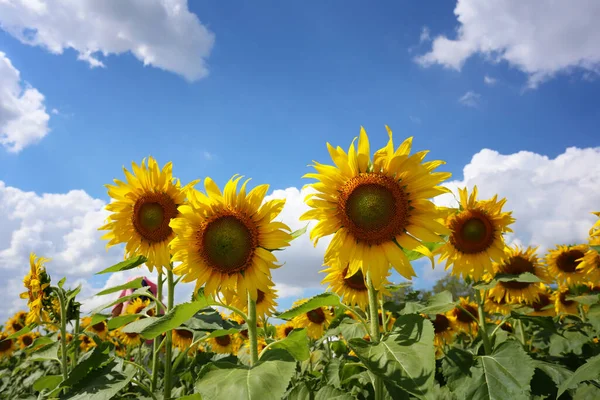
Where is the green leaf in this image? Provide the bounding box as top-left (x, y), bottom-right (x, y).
top-left (403, 241), bottom-right (443, 262)
top-left (566, 294), bottom-right (600, 305)
top-left (557, 353), bottom-right (600, 398)
top-left (195, 352), bottom-right (296, 400)
top-left (277, 293), bottom-right (341, 320)
top-left (401, 291), bottom-right (455, 315)
top-left (95, 255), bottom-right (147, 275)
top-left (262, 328), bottom-right (310, 361)
top-left (510, 312), bottom-right (556, 332)
top-left (324, 358), bottom-right (342, 388)
top-left (285, 382), bottom-right (313, 400)
top-left (62, 342), bottom-right (112, 387)
top-left (549, 330), bottom-right (590, 356)
top-left (90, 287), bottom-right (150, 314)
top-left (90, 313), bottom-right (109, 326)
top-left (441, 347), bottom-right (475, 392)
top-left (26, 336), bottom-right (54, 351)
top-left (33, 375), bottom-right (62, 392)
top-left (587, 304), bottom-right (600, 332)
top-left (61, 361), bottom-right (136, 400)
top-left (315, 385), bottom-right (356, 400)
top-left (29, 341), bottom-right (60, 362)
top-left (495, 272), bottom-right (542, 283)
top-left (66, 285), bottom-right (82, 302)
top-left (591, 245), bottom-right (600, 253)
top-left (184, 308), bottom-right (233, 331)
top-left (348, 314), bottom-right (435, 399)
top-left (58, 277), bottom-right (66, 288)
top-left (337, 318), bottom-right (368, 340)
top-left (121, 316), bottom-right (159, 333)
top-left (4, 325), bottom-right (32, 340)
top-left (203, 328), bottom-right (240, 339)
top-left (458, 340), bottom-right (535, 400)
top-left (531, 360), bottom-right (573, 398)
top-left (291, 224), bottom-right (309, 239)
top-left (178, 395), bottom-right (203, 400)
top-left (95, 277), bottom-right (144, 296)
top-left (106, 314), bottom-right (139, 330)
top-left (140, 298), bottom-right (212, 339)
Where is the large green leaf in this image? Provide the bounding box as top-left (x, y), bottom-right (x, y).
top-left (401, 291), bottom-right (455, 315)
top-left (315, 385), bottom-right (356, 400)
top-left (285, 382), bottom-right (313, 400)
top-left (557, 354), bottom-right (600, 398)
top-left (458, 340), bottom-right (535, 400)
top-left (61, 342), bottom-right (112, 387)
top-left (531, 360), bottom-right (573, 398)
top-left (95, 277), bottom-right (144, 296)
top-left (261, 328), bottom-right (310, 361)
top-left (60, 361), bottom-right (136, 400)
top-left (566, 294), bottom-right (600, 305)
top-left (195, 350), bottom-right (296, 400)
top-left (106, 314), bottom-right (140, 330)
top-left (33, 375), bottom-right (62, 392)
top-left (95, 255), bottom-right (147, 275)
top-left (140, 298), bottom-right (212, 339)
top-left (184, 308), bottom-right (234, 331)
top-left (4, 325), bottom-right (32, 340)
top-left (324, 358), bottom-right (343, 388)
top-left (90, 287), bottom-right (150, 314)
top-left (90, 313), bottom-right (109, 326)
top-left (549, 330), bottom-right (589, 356)
top-left (348, 314), bottom-right (435, 399)
top-left (277, 293), bottom-right (341, 320)
top-left (120, 316), bottom-right (159, 333)
top-left (29, 341), bottom-right (60, 362)
top-left (441, 347), bottom-right (475, 392)
top-left (337, 318), bottom-right (368, 340)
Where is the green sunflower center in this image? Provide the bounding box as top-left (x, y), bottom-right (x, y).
top-left (346, 184), bottom-right (395, 231)
top-left (433, 314), bottom-right (450, 334)
top-left (215, 335), bottom-right (231, 346)
top-left (22, 335), bottom-right (33, 346)
top-left (450, 210), bottom-right (495, 254)
top-left (307, 308), bottom-right (326, 324)
top-left (461, 219), bottom-right (487, 242)
top-left (342, 267), bottom-right (367, 291)
top-left (203, 216), bottom-right (255, 273)
top-left (556, 250), bottom-right (584, 273)
top-left (499, 256), bottom-right (535, 290)
top-left (0, 338), bottom-right (12, 352)
top-left (139, 203), bottom-right (164, 230)
top-left (133, 193), bottom-right (178, 243)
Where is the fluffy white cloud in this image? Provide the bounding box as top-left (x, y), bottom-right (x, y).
top-left (0, 52), bottom-right (50, 152)
top-left (415, 0), bottom-right (600, 87)
top-left (458, 91), bottom-right (480, 107)
top-left (0, 0), bottom-right (215, 81)
top-left (484, 76), bottom-right (497, 86)
top-left (435, 146), bottom-right (600, 251)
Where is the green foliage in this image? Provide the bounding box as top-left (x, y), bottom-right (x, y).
top-left (95, 255), bottom-right (148, 275)
top-left (262, 328), bottom-right (310, 361)
top-left (95, 277), bottom-right (145, 296)
top-left (277, 293), bottom-right (341, 320)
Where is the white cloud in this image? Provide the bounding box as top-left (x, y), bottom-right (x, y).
top-left (51, 108), bottom-right (59, 115)
top-left (0, 0), bottom-right (215, 81)
top-left (484, 75), bottom-right (497, 86)
top-left (203, 151), bottom-right (214, 161)
top-left (434, 147), bottom-right (600, 252)
top-left (415, 0), bottom-right (600, 88)
top-left (458, 91), bottom-right (481, 107)
top-left (0, 52), bottom-right (50, 152)
top-left (419, 26), bottom-right (431, 43)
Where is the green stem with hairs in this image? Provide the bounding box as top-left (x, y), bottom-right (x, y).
top-left (72, 308), bottom-right (80, 369)
top-left (474, 289), bottom-right (492, 355)
top-left (247, 291), bottom-right (259, 366)
top-left (366, 272), bottom-right (384, 400)
top-left (151, 271), bottom-right (163, 392)
top-left (54, 288), bottom-right (69, 383)
top-left (518, 320), bottom-right (527, 347)
top-left (163, 269), bottom-right (174, 400)
top-left (380, 297), bottom-right (388, 334)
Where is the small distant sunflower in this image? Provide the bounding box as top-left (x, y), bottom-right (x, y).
top-left (172, 329), bottom-right (194, 351)
top-left (126, 298), bottom-right (152, 316)
top-left (546, 244), bottom-right (588, 285)
top-left (589, 211), bottom-right (600, 237)
top-left (321, 261), bottom-right (390, 309)
top-left (117, 330), bottom-right (143, 347)
top-left (20, 253), bottom-right (52, 325)
top-left (484, 295), bottom-right (513, 315)
top-left (0, 333), bottom-right (15, 359)
top-left (17, 332), bottom-right (39, 349)
top-left (276, 322), bottom-right (296, 339)
top-left (300, 126), bottom-right (451, 290)
top-left (170, 176), bottom-right (292, 301)
top-left (100, 157), bottom-right (198, 272)
top-left (5, 311), bottom-right (27, 334)
top-left (86, 321), bottom-right (108, 340)
top-left (555, 287), bottom-right (579, 315)
top-left (494, 320), bottom-right (514, 334)
top-left (57, 332), bottom-right (73, 344)
top-left (224, 286), bottom-right (278, 318)
top-left (208, 334), bottom-right (236, 354)
top-left (437, 187), bottom-right (514, 281)
top-left (291, 299), bottom-right (334, 339)
top-left (227, 312), bottom-right (262, 341)
top-left (488, 246), bottom-right (547, 304)
top-left (378, 310), bottom-right (395, 331)
top-left (79, 334), bottom-right (97, 352)
top-left (238, 337), bottom-right (267, 358)
top-left (525, 285), bottom-right (556, 317)
top-left (428, 314), bottom-right (455, 347)
top-left (448, 297), bottom-right (478, 334)
top-left (577, 237), bottom-right (600, 282)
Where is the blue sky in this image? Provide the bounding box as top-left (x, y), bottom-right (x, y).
top-left (1, 0), bottom-right (599, 316)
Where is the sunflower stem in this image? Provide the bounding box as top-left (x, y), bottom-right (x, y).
top-left (151, 271), bottom-right (163, 392)
top-left (55, 287), bottom-right (69, 384)
top-left (164, 269), bottom-right (174, 400)
top-left (474, 289), bottom-right (492, 355)
top-left (379, 298), bottom-right (387, 334)
top-left (517, 319), bottom-right (527, 347)
top-left (247, 290), bottom-right (259, 366)
top-left (72, 309), bottom-right (80, 369)
top-left (366, 272), bottom-right (384, 400)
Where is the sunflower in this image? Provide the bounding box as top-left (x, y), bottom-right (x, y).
top-left (172, 328), bottom-right (194, 351)
top-left (208, 334), bottom-right (236, 354)
top-left (20, 253), bottom-right (52, 325)
top-left (57, 332), bottom-right (73, 344)
top-left (488, 246), bottom-right (547, 304)
top-left (484, 294), bottom-right (514, 315)
top-left (589, 211), bottom-right (600, 237)
top-left (117, 329), bottom-right (143, 347)
top-left (437, 187), bottom-right (515, 281)
top-left (223, 286), bottom-right (278, 318)
top-left (17, 332), bottom-right (39, 349)
top-left (290, 299), bottom-right (334, 339)
top-left (85, 320), bottom-right (108, 340)
top-left (126, 298), bottom-right (153, 316)
top-left (79, 334), bottom-right (97, 352)
top-left (577, 237), bottom-right (600, 282)
top-left (100, 157), bottom-right (198, 273)
top-left (524, 284), bottom-right (556, 317)
top-left (227, 312), bottom-right (262, 341)
top-left (555, 286), bottom-right (579, 315)
top-left (300, 126), bottom-right (451, 289)
top-left (0, 333), bottom-right (15, 359)
top-left (447, 297), bottom-right (478, 335)
top-left (276, 322), bottom-right (296, 340)
top-left (378, 310), bottom-right (396, 331)
top-left (321, 260), bottom-right (390, 309)
top-left (425, 314), bottom-right (455, 348)
top-left (546, 244), bottom-right (588, 285)
top-left (170, 176), bottom-right (292, 301)
top-left (238, 336), bottom-right (268, 358)
top-left (5, 311), bottom-right (27, 334)
top-left (494, 320), bottom-right (514, 334)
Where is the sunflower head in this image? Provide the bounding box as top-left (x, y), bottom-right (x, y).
top-left (589, 211), bottom-right (600, 237)
top-left (447, 297), bottom-right (478, 335)
top-left (484, 293), bottom-right (515, 315)
top-left (223, 286), bottom-right (278, 319)
top-left (85, 319), bottom-right (108, 339)
top-left (17, 332), bottom-right (39, 349)
top-left (5, 311), bottom-right (27, 334)
top-left (0, 333), bottom-right (15, 359)
top-left (208, 334), bottom-right (237, 354)
top-left (290, 298), bottom-right (335, 339)
top-left (79, 334), bottom-right (97, 352)
top-left (276, 322), bottom-right (296, 340)
top-left (126, 298), bottom-right (153, 316)
top-left (424, 313), bottom-right (455, 348)
top-left (100, 157), bottom-right (198, 272)
top-left (301, 126), bottom-right (451, 289)
top-left (20, 253), bottom-right (53, 325)
top-left (172, 328), bottom-right (194, 351)
top-left (546, 244), bottom-right (588, 286)
top-left (555, 286), bottom-right (579, 316)
top-left (437, 187), bottom-right (515, 281)
top-left (117, 329), bottom-right (143, 347)
top-left (522, 284), bottom-right (556, 317)
top-left (577, 237), bottom-right (600, 282)
top-left (170, 176), bottom-right (292, 301)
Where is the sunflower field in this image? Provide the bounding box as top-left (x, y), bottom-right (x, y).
top-left (1, 127), bottom-right (599, 400)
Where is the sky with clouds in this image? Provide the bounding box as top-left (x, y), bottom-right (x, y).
top-left (0, 0), bottom-right (599, 321)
